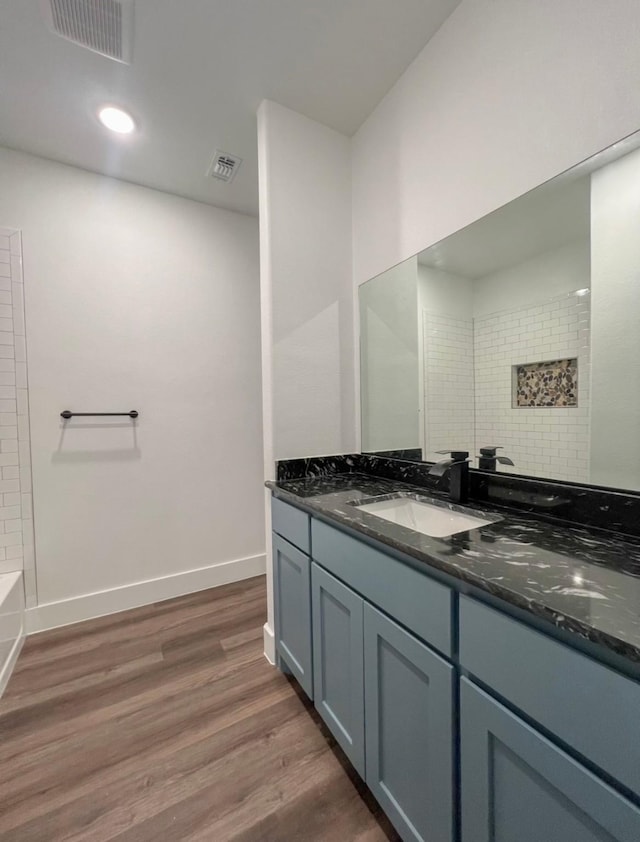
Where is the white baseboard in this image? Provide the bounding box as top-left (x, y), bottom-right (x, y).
top-left (263, 621), bottom-right (275, 664)
top-left (0, 626), bottom-right (24, 697)
top-left (25, 553), bottom-right (266, 634)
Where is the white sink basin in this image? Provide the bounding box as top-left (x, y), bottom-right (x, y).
top-left (356, 495), bottom-right (499, 538)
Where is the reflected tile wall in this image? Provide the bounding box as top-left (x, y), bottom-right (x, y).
top-left (422, 310), bottom-right (475, 461)
top-left (474, 291), bottom-right (590, 483)
top-left (0, 227), bottom-right (35, 607)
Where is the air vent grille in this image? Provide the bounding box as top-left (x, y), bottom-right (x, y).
top-left (207, 151), bottom-right (242, 183)
top-left (45, 0), bottom-right (134, 64)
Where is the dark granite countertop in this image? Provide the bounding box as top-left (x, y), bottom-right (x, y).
top-left (267, 473), bottom-right (640, 668)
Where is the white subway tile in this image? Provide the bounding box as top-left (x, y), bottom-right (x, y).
top-left (19, 466), bottom-right (31, 493)
top-left (12, 305), bottom-right (24, 337)
top-left (16, 389), bottom-right (27, 416)
top-left (14, 362), bottom-right (26, 388)
top-left (20, 494), bottom-right (32, 518)
top-left (0, 531), bottom-right (22, 548)
top-left (23, 546), bottom-right (35, 574)
top-left (14, 337), bottom-right (26, 363)
top-left (18, 440), bottom-right (30, 463)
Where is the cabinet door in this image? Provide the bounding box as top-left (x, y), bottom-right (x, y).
top-left (364, 603), bottom-right (454, 842)
top-left (273, 534), bottom-right (313, 698)
top-left (311, 563), bottom-right (365, 777)
top-left (460, 678), bottom-right (640, 842)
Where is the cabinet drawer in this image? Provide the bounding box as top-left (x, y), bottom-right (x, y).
top-left (312, 519), bottom-right (452, 657)
top-left (460, 596), bottom-right (640, 795)
top-left (272, 497), bottom-right (310, 555)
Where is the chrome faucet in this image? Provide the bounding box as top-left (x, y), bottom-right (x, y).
top-left (428, 450), bottom-right (470, 504)
top-left (478, 446), bottom-right (514, 472)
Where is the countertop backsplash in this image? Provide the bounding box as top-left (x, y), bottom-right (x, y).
top-left (276, 453), bottom-right (640, 539)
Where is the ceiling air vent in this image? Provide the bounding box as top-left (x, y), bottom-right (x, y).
top-left (43, 0), bottom-right (134, 64)
top-left (207, 151), bottom-right (242, 184)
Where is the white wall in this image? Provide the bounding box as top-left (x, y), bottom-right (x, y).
top-left (0, 147), bottom-right (265, 629)
top-left (257, 100), bottom-right (354, 660)
top-left (418, 265), bottom-right (474, 320)
top-left (258, 101), bottom-right (355, 463)
top-left (360, 257), bottom-right (419, 452)
top-left (473, 241), bottom-right (590, 317)
top-left (352, 0), bottom-right (640, 287)
top-left (590, 146), bottom-right (640, 489)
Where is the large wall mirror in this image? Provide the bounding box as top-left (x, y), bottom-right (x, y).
top-left (359, 132), bottom-right (640, 493)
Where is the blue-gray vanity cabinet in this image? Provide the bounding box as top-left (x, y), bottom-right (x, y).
top-left (459, 595), bottom-right (640, 795)
top-left (273, 533), bottom-right (313, 698)
top-left (311, 562), bottom-right (365, 777)
top-left (272, 495), bottom-right (640, 842)
top-left (460, 678), bottom-right (640, 842)
top-left (272, 496), bottom-right (310, 555)
top-left (364, 603), bottom-right (454, 842)
top-left (311, 518), bottom-right (453, 657)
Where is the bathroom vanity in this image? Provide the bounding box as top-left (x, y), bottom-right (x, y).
top-left (268, 470), bottom-right (640, 842)
top-left (266, 130), bottom-right (640, 842)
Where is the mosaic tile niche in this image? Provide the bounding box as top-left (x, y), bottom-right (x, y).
top-left (515, 358), bottom-right (578, 408)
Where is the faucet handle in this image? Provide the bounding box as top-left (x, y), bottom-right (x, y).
top-left (479, 446), bottom-right (503, 457)
top-left (435, 450), bottom-right (469, 461)
top-left (478, 446), bottom-right (514, 466)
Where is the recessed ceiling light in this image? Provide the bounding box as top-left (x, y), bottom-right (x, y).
top-left (98, 106), bottom-right (135, 134)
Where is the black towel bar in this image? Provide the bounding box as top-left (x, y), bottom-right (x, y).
top-left (60, 410), bottom-right (139, 419)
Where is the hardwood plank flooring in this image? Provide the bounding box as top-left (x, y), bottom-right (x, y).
top-left (0, 576), bottom-right (400, 841)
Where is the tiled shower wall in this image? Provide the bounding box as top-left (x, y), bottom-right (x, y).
top-left (0, 228), bottom-right (35, 606)
top-left (474, 292), bottom-right (591, 483)
top-left (421, 292), bottom-right (591, 483)
top-left (422, 311), bottom-right (475, 461)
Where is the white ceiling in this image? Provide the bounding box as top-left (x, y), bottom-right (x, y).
top-left (419, 175), bottom-right (591, 279)
top-left (0, 0), bottom-right (460, 216)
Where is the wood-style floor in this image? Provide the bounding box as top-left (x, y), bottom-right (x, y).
top-left (0, 576), bottom-right (399, 841)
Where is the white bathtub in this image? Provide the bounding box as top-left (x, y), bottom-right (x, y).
top-left (0, 572), bottom-right (24, 697)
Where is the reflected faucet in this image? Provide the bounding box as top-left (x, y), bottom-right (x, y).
top-left (428, 450), bottom-right (470, 504)
top-left (478, 446), bottom-right (514, 472)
